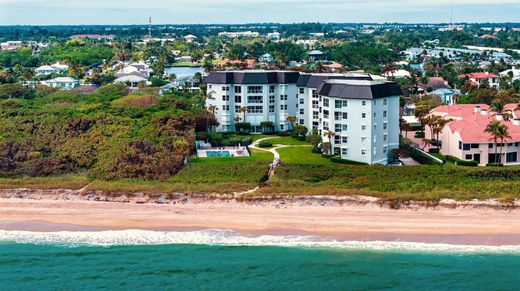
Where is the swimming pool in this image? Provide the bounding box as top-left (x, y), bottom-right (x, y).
top-left (206, 151), bottom-right (231, 157)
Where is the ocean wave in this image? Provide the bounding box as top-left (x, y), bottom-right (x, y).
top-left (1, 229), bottom-right (520, 254)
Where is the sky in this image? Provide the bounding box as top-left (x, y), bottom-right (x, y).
top-left (0, 0), bottom-right (519, 25)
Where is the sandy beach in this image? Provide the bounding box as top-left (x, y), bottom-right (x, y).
top-left (1, 196), bottom-right (520, 246)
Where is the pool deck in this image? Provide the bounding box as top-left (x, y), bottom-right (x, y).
top-left (197, 147), bottom-right (250, 158)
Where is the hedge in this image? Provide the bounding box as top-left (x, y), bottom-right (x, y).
top-left (330, 157), bottom-right (368, 165)
top-left (445, 155), bottom-right (479, 167)
top-left (428, 148), bottom-right (440, 153)
top-left (258, 141), bottom-right (273, 148)
top-left (400, 143), bottom-right (443, 165)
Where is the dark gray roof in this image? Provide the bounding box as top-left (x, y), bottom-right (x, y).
top-left (296, 73), bottom-right (373, 88)
top-left (317, 80), bottom-right (402, 99)
top-left (205, 71), bottom-right (300, 85)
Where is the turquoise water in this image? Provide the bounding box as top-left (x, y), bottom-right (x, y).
top-left (1, 243), bottom-right (519, 290)
top-left (206, 150), bottom-right (231, 157)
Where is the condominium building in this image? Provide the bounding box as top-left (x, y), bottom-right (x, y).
top-left (205, 71), bottom-right (300, 133)
top-left (317, 79), bottom-right (402, 164)
top-left (205, 71), bottom-right (402, 164)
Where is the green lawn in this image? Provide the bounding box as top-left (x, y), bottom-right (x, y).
top-left (263, 136), bottom-right (309, 146)
top-left (277, 146), bottom-right (333, 165)
top-left (0, 174), bottom-right (90, 190)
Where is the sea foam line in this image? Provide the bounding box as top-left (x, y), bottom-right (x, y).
top-left (1, 229), bottom-right (520, 254)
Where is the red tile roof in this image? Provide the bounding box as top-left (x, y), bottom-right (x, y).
top-left (458, 72), bottom-right (499, 79)
top-left (437, 104), bottom-right (520, 143)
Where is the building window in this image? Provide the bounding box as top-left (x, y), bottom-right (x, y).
top-left (269, 85), bottom-right (275, 93)
top-left (248, 86), bottom-right (263, 94)
top-left (459, 141), bottom-right (463, 150)
top-left (384, 99), bottom-right (387, 105)
top-left (280, 95), bottom-right (288, 101)
top-left (235, 106), bottom-right (241, 113)
top-left (383, 146), bottom-right (388, 153)
top-left (383, 122), bottom-right (387, 130)
top-left (342, 136), bottom-right (348, 144)
top-left (299, 88), bottom-right (305, 94)
top-left (383, 111), bottom-right (387, 118)
top-left (335, 124), bottom-right (342, 133)
top-left (471, 144), bottom-right (479, 149)
top-left (299, 109), bottom-right (304, 115)
top-left (488, 143), bottom-right (493, 149)
top-left (362, 113), bottom-right (366, 118)
top-left (222, 86), bottom-right (229, 91)
top-left (373, 100), bottom-right (377, 105)
top-left (222, 105), bottom-right (229, 111)
top-left (247, 96), bottom-right (263, 103)
top-left (361, 137), bottom-right (367, 143)
top-left (247, 106), bottom-right (263, 113)
top-left (373, 112), bottom-right (376, 118)
top-left (334, 135), bottom-right (341, 144)
top-left (342, 100), bottom-right (348, 107)
top-left (335, 100), bottom-right (342, 109)
top-left (362, 101), bottom-right (366, 106)
top-left (299, 119), bottom-right (305, 125)
top-left (465, 154), bottom-right (473, 160)
top-left (323, 122), bottom-right (329, 131)
top-left (361, 149), bottom-right (366, 155)
top-left (342, 112), bottom-right (348, 120)
top-left (323, 98), bottom-right (329, 107)
top-left (269, 105), bottom-right (275, 113)
top-left (299, 98), bottom-right (305, 104)
top-left (384, 134), bottom-right (387, 141)
top-left (222, 95), bottom-right (230, 101)
top-left (280, 104), bottom-right (288, 110)
top-left (280, 124), bottom-right (284, 131)
top-left (269, 96), bottom-right (275, 103)
top-left (342, 148), bottom-right (348, 156)
top-left (361, 125), bottom-right (366, 130)
top-left (507, 152), bottom-right (518, 163)
top-left (323, 110), bottom-right (329, 119)
top-left (235, 95), bottom-right (242, 103)
top-left (342, 124), bottom-right (348, 132)
top-left (235, 86), bottom-right (242, 93)
top-left (463, 144), bottom-right (471, 151)
top-left (313, 111), bottom-right (319, 119)
top-left (334, 112), bottom-right (341, 121)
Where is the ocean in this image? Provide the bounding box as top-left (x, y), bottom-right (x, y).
top-left (1, 230), bottom-right (520, 290)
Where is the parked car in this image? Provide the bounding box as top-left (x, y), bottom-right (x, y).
top-left (387, 160), bottom-right (404, 166)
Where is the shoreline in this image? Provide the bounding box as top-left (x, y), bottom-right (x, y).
top-left (2, 191), bottom-right (520, 247)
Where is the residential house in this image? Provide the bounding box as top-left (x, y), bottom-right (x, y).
top-left (183, 34), bottom-right (197, 43)
top-left (430, 88), bottom-right (462, 105)
top-left (429, 104), bottom-right (520, 166)
top-left (258, 53), bottom-right (273, 64)
top-left (458, 72), bottom-right (500, 89)
top-left (35, 62), bottom-right (69, 75)
top-left (500, 66), bottom-right (520, 81)
top-left (42, 77), bottom-right (79, 90)
top-left (382, 69), bottom-right (411, 79)
top-left (307, 50), bottom-right (325, 62)
top-left (160, 75), bottom-right (200, 94)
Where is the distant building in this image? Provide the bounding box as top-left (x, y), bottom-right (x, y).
top-left (500, 66), bottom-right (520, 81)
top-left (114, 73), bottom-right (150, 88)
top-left (160, 75), bottom-right (200, 94)
top-left (307, 50), bottom-right (325, 62)
top-left (267, 32), bottom-right (281, 41)
top-left (183, 34), bottom-right (197, 43)
top-left (458, 72), bottom-right (500, 89)
top-left (429, 88), bottom-right (461, 105)
top-left (69, 34), bottom-right (115, 40)
top-left (218, 31), bottom-right (259, 38)
top-left (42, 77), bottom-right (79, 90)
top-left (35, 62), bottom-right (69, 75)
top-left (258, 53), bottom-right (273, 64)
top-left (382, 69), bottom-right (411, 79)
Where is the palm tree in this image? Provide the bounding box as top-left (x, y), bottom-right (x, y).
top-left (202, 91), bottom-right (215, 134)
top-left (207, 105), bottom-right (218, 132)
top-left (485, 120), bottom-right (511, 164)
top-left (433, 118), bottom-right (451, 151)
top-left (286, 115), bottom-right (296, 130)
top-left (399, 118), bottom-right (412, 138)
top-left (323, 130), bottom-right (335, 155)
top-left (239, 106), bottom-right (248, 122)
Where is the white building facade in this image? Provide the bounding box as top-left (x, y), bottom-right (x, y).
top-left (317, 79), bottom-right (402, 164)
top-left (205, 71), bottom-right (300, 133)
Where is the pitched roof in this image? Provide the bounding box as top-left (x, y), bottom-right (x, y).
top-left (423, 77), bottom-right (450, 90)
top-left (317, 79), bottom-right (402, 100)
top-left (296, 73), bottom-right (372, 88)
top-left (458, 72), bottom-right (499, 79)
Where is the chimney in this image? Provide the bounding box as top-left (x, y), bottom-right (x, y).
top-left (474, 105), bottom-right (481, 113)
top-left (513, 118), bottom-right (520, 126)
top-left (481, 108), bottom-right (488, 115)
top-left (496, 113), bottom-right (504, 121)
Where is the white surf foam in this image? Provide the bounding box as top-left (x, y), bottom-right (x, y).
top-left (1, 229), bottom-right (520, 254)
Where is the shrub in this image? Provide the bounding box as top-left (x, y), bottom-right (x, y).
top-left (112, 94), bottom-right (158, 108)
top-left (235, 122), bottom-right (251, 135)
top-left (400, 143), bottom-right (442, 165)
top-left (322, 154), bottom-right (332, 158)
top-left (330, 157), bottom-right (367, 165)
top-left (258, 141), bottom-right (273, 148)
top-left (445, 155), bottom-right (479, 167)
top-left (486, 163), bottom-right (504, 167)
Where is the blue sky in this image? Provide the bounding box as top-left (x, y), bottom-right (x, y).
top-left (0, 0), bottom-right (519, 25)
